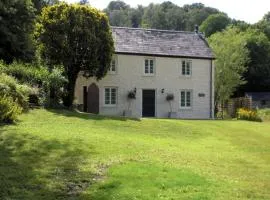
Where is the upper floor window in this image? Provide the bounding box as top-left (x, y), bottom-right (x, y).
top-left (180, 90), bottom-right (192, 109)
top-left (109, 56), bottom-right (117, 74)
top-left (104, 87), bottom-right (117, 106)
top-left (144, 58), bottom-right (155, 75)
top-left (181, 60), bottom-right (192, 76)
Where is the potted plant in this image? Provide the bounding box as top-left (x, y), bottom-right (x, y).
top-left (124, 89), bottom-right (136, 117)
top-left (166, 93), bottom-right (177, 118)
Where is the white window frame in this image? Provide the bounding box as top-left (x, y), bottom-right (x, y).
top-left (144, 58), bottom-right (155, 76)
top-left (181, 59), bottom-right (192, 77)
top-left (108, 55), bottom-right (117, 74)
top-left (180, 90), bottom-right (192, 109)
top-left (104, 87), bottom-right (117, 107)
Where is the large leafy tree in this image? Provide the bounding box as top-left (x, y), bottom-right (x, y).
top-left (0, 0), bottom-right (36, 63)
top-left (256, 12), bottom-right (270, 39)
top-left (208, 27), bottom-right (249, 110)
top-left (200, 13), bottom-right (231, 37)
top-left (36, 3), bottom-right (114, 107)
top-left (239, 29), bottom-right (270, 93)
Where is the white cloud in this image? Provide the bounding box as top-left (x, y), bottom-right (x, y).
top-left (64, 0), bottom-right (270, 24)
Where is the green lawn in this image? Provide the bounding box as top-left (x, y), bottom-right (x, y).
top-left (0, 109), bottom-right (270, 200)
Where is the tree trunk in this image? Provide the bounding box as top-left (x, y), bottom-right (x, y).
top-left (62, 73), bottom-right (78, 108)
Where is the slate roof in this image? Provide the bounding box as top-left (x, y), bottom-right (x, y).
top-left (111, 26), bottom-right (214, 59)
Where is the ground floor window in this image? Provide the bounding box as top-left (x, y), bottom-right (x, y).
top-left (104, 87), bottom-right (117, 106)
top-left (180, 90), bottom-right (192, 108)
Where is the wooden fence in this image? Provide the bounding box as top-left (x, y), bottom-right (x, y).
top-left (225, 97), bottom-right (252, 117)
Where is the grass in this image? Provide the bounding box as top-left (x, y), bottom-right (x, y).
top-left (0, 109), bottom-right (270, 200)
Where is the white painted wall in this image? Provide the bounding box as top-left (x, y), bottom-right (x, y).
top-left (75, 54), bottom-right (214, 119)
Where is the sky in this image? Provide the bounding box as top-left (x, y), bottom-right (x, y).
top-left (64, 0), bottom-right (270, 24)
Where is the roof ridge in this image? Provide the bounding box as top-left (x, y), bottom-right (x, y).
top-left (111, 26), bottom-right (196, 34)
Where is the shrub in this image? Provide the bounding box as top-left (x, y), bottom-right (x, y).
top-left (0, 61), bottom-right (67, 108)
top-left (42, 67), bottom-right (67, 108)
top-left (237, 108), bottom-right (262, 122)
top-left (258, 109), bottom-right (270, 121)
top-left (216, 110), bottom-right (231, 119)
top-left (0, 95), bottom-right (22, 123)
top-left (0, 61), bottom-right (49, 86)
top-left (0, 73), bottom-right (32, 111)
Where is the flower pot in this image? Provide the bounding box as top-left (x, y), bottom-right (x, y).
top-left (168, 112), bottom-right (177, 118)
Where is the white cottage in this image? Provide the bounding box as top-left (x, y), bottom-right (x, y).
top-left (74, 26), bottom-right (215, 119)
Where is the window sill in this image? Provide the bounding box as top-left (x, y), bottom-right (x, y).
top-left (179, 107), bottom-right (192, 110)
top-left (143, 74), bottom-right (155, 77)
top-left (103, 104), bottom-right (117, 108)
top-left (179, 75), bottom-right (192, 78)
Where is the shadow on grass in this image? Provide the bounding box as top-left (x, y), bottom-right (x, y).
top-left (47, 109), bottom-right (141, 122)
top-left (0, 131), bottom-right (96, 200)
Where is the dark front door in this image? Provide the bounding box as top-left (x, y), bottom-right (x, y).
top-left (142, 90), bottom-right (155, 117)
top-left (87, 83), bottom-right (99, 114)
top-left (83, 86), bottom-right (88, 112)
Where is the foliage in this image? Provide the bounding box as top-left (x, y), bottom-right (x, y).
top-left (42, 67), bottom-right (67, 107)
top-left (0, 61), bottom-right (67, 107)
top-left (216, 110), bottom-right (231, 119)
top-left (256, 12), bottom-right (270, 40)
top-left (0, 95), bottom-right (22, 123)
top-left (106, 1), bottom-right (220, 31)
top-left (237, 108), bottom-right (262, 122)
top-left (200, 13), bottom-right (231, 37)
top-left (208, 27), bottom-right (249, 107)
top-left (0, 0), bottom-right (36, 63)
top-left (0, 61), bottom-right (49, 86)
top-left (238, 28), bottom-right (270, 93)
top-left (258, 109), bottom-right (270, 121)
top-left (1, 109), bottom-right (270, 199)
top-left (0, 73), bottom-right (32, 111)
top-left (36, 3), bottom-right (114, 107)
top-left (31, 0), bottom-right (60, 14)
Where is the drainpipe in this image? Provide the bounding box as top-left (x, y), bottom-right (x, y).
top-left (210, 60), bottom-right (214, 119)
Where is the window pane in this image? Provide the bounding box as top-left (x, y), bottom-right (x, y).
top-left (145, 66), bottom-right (149, 73)
top-left (111, 60), bottom-right (116, 71)
top-left (150, 60), bottom-right (154, 73)
top-left (186, 91), bottom-right (191, 107)
top-left (150, 60), bottom-right (153, 67)
top-left (150, 65), bottom-right (153, 73)
top-left (186, 61), bottom-right (191, 75)
top-left (181, 91), bottom-right (185, 107)
top-left (105, 88), bottom-right (110, 104)
top-left (111, 88), bottom-right (116, 104)
top-left (182, 61), bottom-right (186, 75)
top-left (145, 60), bottom-right (149, 67)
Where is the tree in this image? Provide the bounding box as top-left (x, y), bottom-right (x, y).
top-left (31, 0), bottom-right (59, 14)
top-left (107, 0), bottom-right (129, 10)
top-left (256, 12), bottom-right (270, 39)
top-left (238, 28), bottom-right (270, 93)
top-left (0, 0), bottom-right (36, 63)
top-left (200, 13), bottom-right (231, 37)
top-left (208, 27), bottom-right (249, 113)
top-left (184, 4), bottom-right (219, 31)
top-left (79, 0), bottom-right (89, 5)
top-left (35, 3), bottom-right (114, 107)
